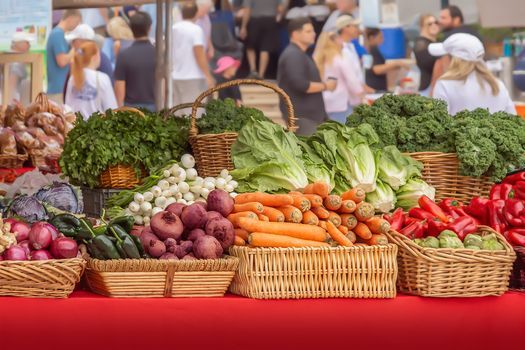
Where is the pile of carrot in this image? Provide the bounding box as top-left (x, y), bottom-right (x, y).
top-left (229, 182), bottom-right (391, 248)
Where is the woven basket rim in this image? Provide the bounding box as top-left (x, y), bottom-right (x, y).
top-left (0, 257), bottom-right (85, 266)
top-left (230, 244), bottom-right (397, 253)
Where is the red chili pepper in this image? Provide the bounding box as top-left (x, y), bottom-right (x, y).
top-left (465, 197), bottom-right (490, 223)
top-left (408, 208), bottom-right (436, 221)
top-left (503, 199), bottom-right (525, 227)
top-left (427, 219), bottom-right (447, 237)
top-left (487, 200), bottom-right (507, 233)
top-left (404, 216), bottom-right (422, 226)
top-left (489, 184), bottom-right (515, 200)
top-left (507, 229), bottom-right (525, 247)
top-left (383, 214), bottom-right (392, 222)
top-left (447, 216), bottom-right (477, 240)
top-left (400, 220), bottom-right (426, 239)
top-left (389, 208), bottom-right (404, 231)
top-left (438, 198), bottom-right (464, 215)
top-left (418, 195), bottom-right (449, 223)
top-left (502, 171), bottom-right (525, 185)
top-left (514, 181), bottom-right (525, 200)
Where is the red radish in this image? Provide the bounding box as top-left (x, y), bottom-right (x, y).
top-left (50, 237), bottom-right (78, 259)
top-left (31, 250), bottom-right (53, 260)
top-left (29, 222), bottom-right (53, 250)
top-left (150, 211), bottom-right (184, 240)
top-left (5, 246), bottom-right (28, 261)
top-left (18, 240), bottom-right (31, 256)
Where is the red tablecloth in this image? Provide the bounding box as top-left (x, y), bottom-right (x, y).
top-left (1, 291), bottom-right (524, 350)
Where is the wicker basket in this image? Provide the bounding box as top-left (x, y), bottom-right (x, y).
top-left (0, 151), bottom-right (28, 169)
top-left (229, 245), bottom-right (398, 299)
top-left (0, 258), bottom-right (86, 298)
top-left (407, 152), bottom-right (493, 202)
top-left (189, 79), bottom-right (297, 177)
top-left (85, 256), bottom-right (239, 298)
top-left (385, 227), bottom-right (515, 297)
top-left (81, 187), bottom-right (123, 218)
top-left (510, 246), bottom-right (525, 291)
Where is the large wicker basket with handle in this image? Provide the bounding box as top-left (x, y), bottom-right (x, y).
top-left (0, 258), bottom-right (86, 298)
top-left (385, 227), bottom-right (515, 297)
top-left (407, 152), bottom-right (493, 202)
top-left (189, 79), bottom-right (297, 178)
top-left (229, 245), bottom-right (398, 299)
top-left (99, 107), bottom-right (147, 189)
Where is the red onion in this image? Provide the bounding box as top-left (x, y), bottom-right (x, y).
top-left (43, 223), bottom-right (60, 240)
top-left (31, 250), bottom-right (53, 260)
top-left (18, 240), bottom-right (31, 256)
top-left (0, 255), bottom-right (3, 261)
top-left (50, 237), bottom-right (78, 259)
top-left (29, 222), bottom-right (53, 250)
top-left (6, 219), bottom-right (31, 242)
top-left (5, 246), bottom-right (28, 261)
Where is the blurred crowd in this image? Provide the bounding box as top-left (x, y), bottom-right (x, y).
top-left (4, 0), bottom-right (518, 136)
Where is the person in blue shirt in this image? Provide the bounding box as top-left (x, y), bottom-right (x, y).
top-left (46, 9), bottom-right (82, 104)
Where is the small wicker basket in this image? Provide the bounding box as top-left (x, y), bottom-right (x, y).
top-left (407, 152), bottom-right (493, 202)
top-left (0, 258), bottom-right (86, 298)
top-left (85, 256), bottom-right (239, 298)
top-left (229, 245), bottom-right (398, 299)
top-left (385, 227), bottom-right (515, 297)
top-left (189, 79), bottom-right (297, 178)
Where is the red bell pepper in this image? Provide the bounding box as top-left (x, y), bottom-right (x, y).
top-left (389, 208), bottom-right (404, 231)
top-left (502, 171), bottom-right (525, 185)
top-left (427, 219), bottom-right (447, 237)
top-left (514, 181), bottom-right (525, 200)
top-left (489, 183), bottom-right (515, 200)
top-left (418, 196), bottom-right (449, 223)
top-left (503, 199), bottom-right (525, 227)
top-left (447, 216), bottom-right (477, 240)
top-left (465, 197), bottom-right (490, 223)
top-left (507, 229), bottom-right (525, 247)
top-left (439, 198), bottom-right (464, 215)
top-left (400, 220), bottom-right (427, 239)
top-left (408, 208), bottom-right (436, 221)
top-left (487, 199), bottom-right (507, 234)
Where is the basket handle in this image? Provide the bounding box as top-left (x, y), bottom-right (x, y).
top-left (37, 93), bottom-right (50, 112)
top-left (189, 79), bottom-right (297, 136)
top-left (163, 103), bottom-right (205, 120)
top-left (113, 106), bottom-right (146, 117)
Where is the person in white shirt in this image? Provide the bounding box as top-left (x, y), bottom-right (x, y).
top-left (313, 32), bottom-right (364, 123)
top-left (65, 41), bottom-right (117, 119)
top-left (172, 2), bottom-right (214, 115)
top-left (322, 0), bottom-right (358, 33)
top-left (430, 33), bottom-right (516, 115)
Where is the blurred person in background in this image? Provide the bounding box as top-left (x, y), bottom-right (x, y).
top-left (65, 42), bottom-right (117, 119)
top-left (278, 18), bottom-right (336, 136)
top-left (431, 33), bottom-right (515, 115)
top-left (439, 5), bottom-right (479, 40)
top-left (213, 56), bottom-right (242, 105)
top-left (414, 14), bottom-right (439, 95)
top-left (7, 32), bottom-right (34, 105)
top-left (80, 8), bottom-right (109, 36)
top-left (240, 0), bottom-right (285, 80)
top-left (46, 10), bottom-right (82, 104)
top-left (314, 32), bottom-right (364, 123)
top-left (196, 0), bottom-right (215, 60)
top-left (364, 27), bottom-right (408, 92)
top-left (106, 16), bottom-right (134, 66)
top-left (322, 0), bottom-right (357, 32)
top-left (114, 11), bottom-right (156, 111)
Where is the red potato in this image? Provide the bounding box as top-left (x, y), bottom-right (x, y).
top-left (187, 228), bottom-right (206, 242)
top-left (193, 236), bottom-right (223, 259)
top-left (160, 253), bottom-right (178, 260)
top-left (205, 218), bottom-right (235, 250)
top-left (148, 240), bottom-right (166, 258)
top-left (180, 203), bottom-right (207, 229)
top-left (150, 211), bottom-right (184, 241)
top-left (207, 189), bottom-right (234, 217)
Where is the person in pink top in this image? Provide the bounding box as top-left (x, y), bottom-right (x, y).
top-left (313, 31), bottom-right (364, 123)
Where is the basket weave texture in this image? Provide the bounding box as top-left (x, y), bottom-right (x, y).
top-left (0, 151), bottom-right (27, 169)
top-left (407, 152), bottom-right (493, 202)
top-left (510, 246), bottom-right (525, 291)
top-left (229, 245), bottom-right (398, 299)
top-left (85, 256), bottom-right (239, 298)
top-left (189, 79), bottom-right (297, 178)
top-left (385, 227), bottom-right (515, 297)
top-left (0, 258), bottom-right (86, 298)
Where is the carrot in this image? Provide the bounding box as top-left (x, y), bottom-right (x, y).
top-left (234, 235), bottom-right (246, 246)
top-left (262, 206), bottom-right (285, 222)
top-left (227, 211), bottom-right (258, 226)
top-left (340, 214), bottom-right (358, 230)
top-left (289, 191), bottom-right (303, 196)
top-left (237, 217), bottom-right (328, 242)
top-left (303, 182), bottom-right (331, 198)
top-left (249, 232), bottom-right (330, 248)
top-left (235, 192), bottom-right (294, 207)
top-left (311, 206), bottom-right (329, 219)
top-left (318, 220), bottom-right (328, 230)
top-left (338, 225), bottom-right (349, 235)
top-left (326, 221), bottom-right (353, 247)
top-left (365, 217), bottom-right (391, 235)
top-left (303, 194), bottom-right (323, 208)
top-left (324, 195), bottom-right (342, 211)
top-left (353, 222), bottom-right (373, 240)
top-left (303, 183), bottom-right (315, 194)
top-left (302, 210), bottom-right (319, 225)
top-left (234, 202), bottom-right (264, 214)
top-left (341, 188), bottom-right (366, 203)
top-left (365, 234), bottom-right (389, 246)
top-left (257, 214), bottom-right (270, 222)
top-left (327, 211), bottom-right (342, 227)
top-left (234, 228), bottom-right (250, 241)
top-left (354, 202), bottom-right (375, 222)
top-left (354, 243), bottom-right (369, 247)
top-left (346, 231), bottom-right (357, 243)
top-left (339, 200), bottom-right (357, 214)
top-left (277, 205), bottom-right (303, 223)
top-left (290, 195), bottom-right (311, 212)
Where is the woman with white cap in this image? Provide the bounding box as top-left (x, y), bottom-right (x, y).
top-left (430, 33), bottom-right (516, 115)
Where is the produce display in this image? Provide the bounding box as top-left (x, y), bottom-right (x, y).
top-left (347, 94), bottom-right (525, 181)
top-left (0, 96), bottom-right (76, 171)
top-left (106, 154), bottom-right (238, 224)
top-left (229, 182), bottom-right (391, 247)
top-left (230, 118), bottom-right (433, 213)
top-left (59, 109), bottom-right (190, 188)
